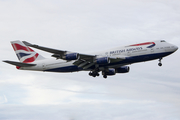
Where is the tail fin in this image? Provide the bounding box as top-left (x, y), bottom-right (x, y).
top-left (11, 40), bottom-right (45, 63)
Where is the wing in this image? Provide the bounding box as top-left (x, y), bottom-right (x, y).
top-left (23, 41), bottom-right (66, 56)
top-left (23, 41), bottom-right (96, 67)
top-left (23, 41), bottom-right (126, 70)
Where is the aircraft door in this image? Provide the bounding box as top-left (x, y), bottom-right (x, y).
top-left (151, 48), bottom-right (154, 53)
top-left (42, 63), bottom-right (46, 70)
top-left (127, 51), bottom-right (131, 56)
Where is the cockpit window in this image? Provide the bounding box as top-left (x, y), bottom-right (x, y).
top-left (161, 40), bottom-right (166, 42)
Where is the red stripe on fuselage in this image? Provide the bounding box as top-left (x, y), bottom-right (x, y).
top-left (23, 53), bottom-right (39, 63)
top-left (130, 42), bottom-right (155, 46)
top-left (12, 43), bottom-right (34, 52)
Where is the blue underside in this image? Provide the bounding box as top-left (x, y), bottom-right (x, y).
top-left (45, 52), bottom-right (173, 72)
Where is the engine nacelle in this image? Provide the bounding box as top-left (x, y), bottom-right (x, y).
top-left (103, 68), bottom-right (116, 76)
top-left (63, 53), bottom-right (79, 60)
top-left (96, 57), bottom-right (110, 64)
top-left (116, 66), bottom-right (130, 73)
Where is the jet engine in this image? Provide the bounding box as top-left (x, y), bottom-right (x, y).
top-left (96, 57), bottom-right (110, 64)
top-left (116, 66), bottom-right (130, 73)
top-left (102, 68), bottom-right (116, 76)
top-left (63, 53), bottom-right (79, 60)
top-left (106, 68), bottom-right (116, 75)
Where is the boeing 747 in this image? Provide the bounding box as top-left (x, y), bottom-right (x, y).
top-left (3, 40), bottom-right (178, 78)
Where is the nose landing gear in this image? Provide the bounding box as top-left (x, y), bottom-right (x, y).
top-left (158, 63), bottom-right (162, 66)
top-left (158, 58), bottom-right (163, 67)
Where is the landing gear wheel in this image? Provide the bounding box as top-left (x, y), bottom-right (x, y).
top-left (89, 72), bottom-right (92, 76)
top-left (97, 73), bottom-right (99, 76)
top-left (103, 75), bottom-right (107, 79)
top-left (158, 63), bottom-right (162, 66)
top-left (89, 71), bottom-right (100, 77)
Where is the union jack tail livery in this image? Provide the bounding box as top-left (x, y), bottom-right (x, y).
top-left (11, 40), bottom-right (44, 63)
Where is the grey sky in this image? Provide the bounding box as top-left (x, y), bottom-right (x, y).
top-left (0, 0), bottom-right (180, 120)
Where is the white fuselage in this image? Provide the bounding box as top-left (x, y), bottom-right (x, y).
top-left (19, 40), bottom-right (178, 72)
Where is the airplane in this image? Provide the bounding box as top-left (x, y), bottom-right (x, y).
top-left (3, 40), bottom-right (178, 78)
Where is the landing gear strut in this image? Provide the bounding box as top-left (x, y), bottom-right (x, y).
top-left (102, 70), bottom-right (108, 79)
top-left (158, 58), bottom-right (163, 67)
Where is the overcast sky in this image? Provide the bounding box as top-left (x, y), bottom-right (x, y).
top-left (0, 0), bottom-right (180, 120)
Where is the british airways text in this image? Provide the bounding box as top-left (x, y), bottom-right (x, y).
top-left (110, 47), bottom-right (143, 54)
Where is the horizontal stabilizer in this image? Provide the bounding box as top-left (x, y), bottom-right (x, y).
top-left (3, 60), bottom-right (36, 67)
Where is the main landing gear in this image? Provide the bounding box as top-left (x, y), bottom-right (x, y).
top-left (89, 71), bottom-right (99, 77)
top-left (158, 58), bottom-right (163, 67)
top-left (89, 71), bottom-right (107, 79)
top-left (103, 74), bottom-right (107, 79)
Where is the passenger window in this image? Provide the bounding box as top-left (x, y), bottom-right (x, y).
top-left (161, 40), bottom-right (166, 42)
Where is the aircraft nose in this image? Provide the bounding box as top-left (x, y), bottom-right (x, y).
top-left (174, 45), bottom-right (178, 51)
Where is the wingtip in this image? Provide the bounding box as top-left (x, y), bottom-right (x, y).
top-left (22, 41), bottom-right (32, 46)
top-left (3, 60), bottom-right (8, 63)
